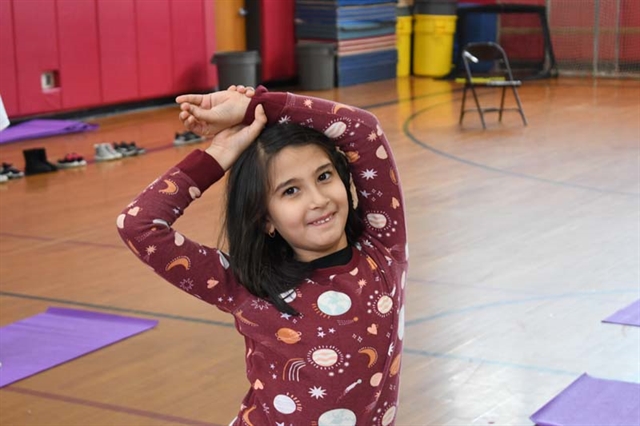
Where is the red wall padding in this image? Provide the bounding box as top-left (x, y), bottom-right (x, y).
top-left (13, 0), bottom-right (61, 115)
top-left (57, 0), bottom-right (102, 110)
top-left (261, 0), bottom-right (296, 82)
top-left (136, 0), bottom-right (174, 98)
top-left (170, 0), bottom-right (208, 94)
top-left (0, 0), bottom-right (19, 116)
top-left (97, 0), bottom-right (139, 103)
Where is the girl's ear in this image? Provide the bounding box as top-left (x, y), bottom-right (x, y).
top-left (265, 220), bottom-right (276, 238)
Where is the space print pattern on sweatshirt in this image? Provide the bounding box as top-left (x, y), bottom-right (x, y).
top-left (117, 89), bottom-right (408, 425)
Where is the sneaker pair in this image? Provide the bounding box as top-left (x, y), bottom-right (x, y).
top-left (1, 162), bottom-right (25, 179)
top-left (113, 141), bottom-right (146, 157)
top-left (57, 153), bottom-right (87, 169)
top-left (173, 131), bottom-right (204, 146)
top-left (95, 143), bottom-right (123, 161)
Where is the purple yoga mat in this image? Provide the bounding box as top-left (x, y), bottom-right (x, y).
top-left (0, 307), bottom-right (158, 388)
top-left (530, 373), bottom-right (640, 426)
top-left (0, 119), bottom-right (98, 144)
top-left (603, 299), bottom-right (640, 327)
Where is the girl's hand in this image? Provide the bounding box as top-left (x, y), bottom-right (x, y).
top-left (176, 89), bottom-right (252, 137)
top-left (204, 104), bottom-right (266, 171)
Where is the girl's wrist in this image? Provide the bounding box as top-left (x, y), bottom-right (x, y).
top-left (205, 145), bottom-right (236, 171)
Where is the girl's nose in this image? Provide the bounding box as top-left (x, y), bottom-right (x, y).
top-left (309, 186), bottom-right (330, 208)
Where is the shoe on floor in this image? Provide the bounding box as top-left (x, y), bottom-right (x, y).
top-left (0, 174), bottom-right (8, 183)
top-left (173, 131), bottom-right (204, 146)
top-left (95, 143), bottom-right (122, 161)
top-left (113, 142), bottom-right (137, 157)
top-left (23, 148), bottom-right (58, 175)
top-left (57, 153), bottom-right (87, 168)
top-left (1, 162), bottom-right (25, 179)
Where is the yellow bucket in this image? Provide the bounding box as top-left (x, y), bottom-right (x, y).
top-left (396, 16), bottom-right (413, 77)
top-left (412, 14), bottom-right (457, 77)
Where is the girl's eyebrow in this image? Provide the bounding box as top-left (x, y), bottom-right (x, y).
top-left (273, 162), bottom-right (332, 193)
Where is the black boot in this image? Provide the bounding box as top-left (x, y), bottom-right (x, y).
top-left (23, 148), bottom-right (58, 175)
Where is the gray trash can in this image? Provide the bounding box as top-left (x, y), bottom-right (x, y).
top-left (211, 51), bottom-right (261, 90)
top-left (296, 43), bottom-right (335, 91)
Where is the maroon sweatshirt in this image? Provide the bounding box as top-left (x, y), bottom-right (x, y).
top-left (117, 88), bottom-right (408, 425)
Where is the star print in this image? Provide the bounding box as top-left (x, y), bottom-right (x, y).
top-left (279, 115), bottom-right (291, 124)
top-left (270, 364), bottom-right (276, 369)
top-left (272, 374), bottom-right (277, 379)
top-left (367, 131), bottom-right (378, 141)
top-left (309, 386), bottom-right (327, 399)
top-left (145, 245), bottom-right (156, 255)
top-left (360, 189), bottom-right (371, 198)
top-left (228, 296), bottom-right (234, 302)
top-left (303, 99), bottom-right (313, 108)
top-left (281, 313), bottom-right (292, 320)
top-left (329, 328), bottom-right (336, 333)
top-left (318, 331), bottom-right (326, 338)
top-left (361, 169), bottom-right (377, 180)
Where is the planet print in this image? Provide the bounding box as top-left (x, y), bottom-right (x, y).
top-left (317, 291), bottom-right (352, 316)
top-left (116, 214), bottom-right (126, 229)
top-left (276, 328), bottom-right (302, 344)
top-left (280, 289), bottom-right (297, 303)
top-left (370, 372), bottom-right (383, 387)
top-left (311, 348), bottom-right (339, 367)
top-left (367, 213), bottom-right (387, 229)
top-left (398, 305), bottom-right (405, 340)
top-left (381, 406), bottom-right (396, 426)
top-left (377, 295), bottom-right (393, 315)
top-left (273, 394), bottom-right (297, 414)
top-left (324, 121), bottom-right (347, 139)
top-left (318, 408), bottom-right (356, 426)
top-left (188, 186), bottom-right (201, 199)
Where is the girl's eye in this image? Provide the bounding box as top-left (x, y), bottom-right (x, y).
top-left (318, 171), bottom-right (332, 181)
top-left (283, 187), bottom-right (298, 196)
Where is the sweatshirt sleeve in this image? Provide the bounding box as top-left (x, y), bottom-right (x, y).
top-left (243, 86), bottom-right (408, 261)
top-left (116, 150), bottom-right (242, 312)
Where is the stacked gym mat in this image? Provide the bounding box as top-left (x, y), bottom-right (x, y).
top-left (295, 0), bottom-right (398, 87)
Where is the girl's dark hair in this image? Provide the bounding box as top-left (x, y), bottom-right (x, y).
top-left (224, 123), bottom-right (363, 314)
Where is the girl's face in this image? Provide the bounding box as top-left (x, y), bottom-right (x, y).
top-left (265, 144), bottom-right (349, 262)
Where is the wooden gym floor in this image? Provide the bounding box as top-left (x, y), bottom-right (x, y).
top-left (0, 77), bottom-right (638, 426)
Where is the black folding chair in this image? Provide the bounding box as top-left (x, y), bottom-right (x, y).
top-left (459, 42), bottom-right (528, 129)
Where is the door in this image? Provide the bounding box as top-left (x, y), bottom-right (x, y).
top-left (214, 0), bottom-right (246, 52)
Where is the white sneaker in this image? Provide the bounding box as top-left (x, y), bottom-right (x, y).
top-left (95, 143), bottom-right (120, 161)
top-left (0, 174), bottom-right (8, 183)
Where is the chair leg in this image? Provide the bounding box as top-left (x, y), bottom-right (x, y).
top-left (499, 87), bottom-right (506, 122)
top-left (459, 86), bottom-right (468, 125)
top-left (512, 86), bottom-right (528, 126)
top-left (470, 86), bottom-right (486, 129)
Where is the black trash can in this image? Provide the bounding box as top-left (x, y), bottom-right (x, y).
top-left (211, 51), bottom-right (261, 90)
top-left (296, 43), bottom-right (335, 91)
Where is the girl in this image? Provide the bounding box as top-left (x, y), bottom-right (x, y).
top-left (117, 86), bottom-right (408, 425)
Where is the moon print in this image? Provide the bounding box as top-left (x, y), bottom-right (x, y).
top-left (358, 347), bottom-right (378, 368)
top-left (116, 214), bottom-right (126, 229)
top-left (174, 232), bottom-right (185, 246)
top-left (376, 145), bottom-right (388, 159)
top-left (188, 186), bottom-right (201, 199)
top-left (324, 121), bottom-right (347, 139)
top-left (317, 291), bottom-right (352, 316)
top-left (218, 252), bottom-right (230, 269)
top-left (152, 219), bottom-right (170, 228)
top-left (370, 372), bottom-right (383, 387)
top-left (332, 103), bottom-right (355, 114)
top-left (377, 295), bottom-right (393, 315)
top-left (366, 213), bottom-right (388, 229)
top-left (159, 179), bottom-right (178, 195)
top-left (389, 354), bottom-right (402, 376)
top-left (398, 305), bottom-right (405, 340)
top-left (381, 406), bottom-right (396, 426)
top-left (273, 394), bottom-right (297, 414)
top-left (318, 408), bottom-right (356, 426)
top-left (165, 256), bottom-right (191, 271)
